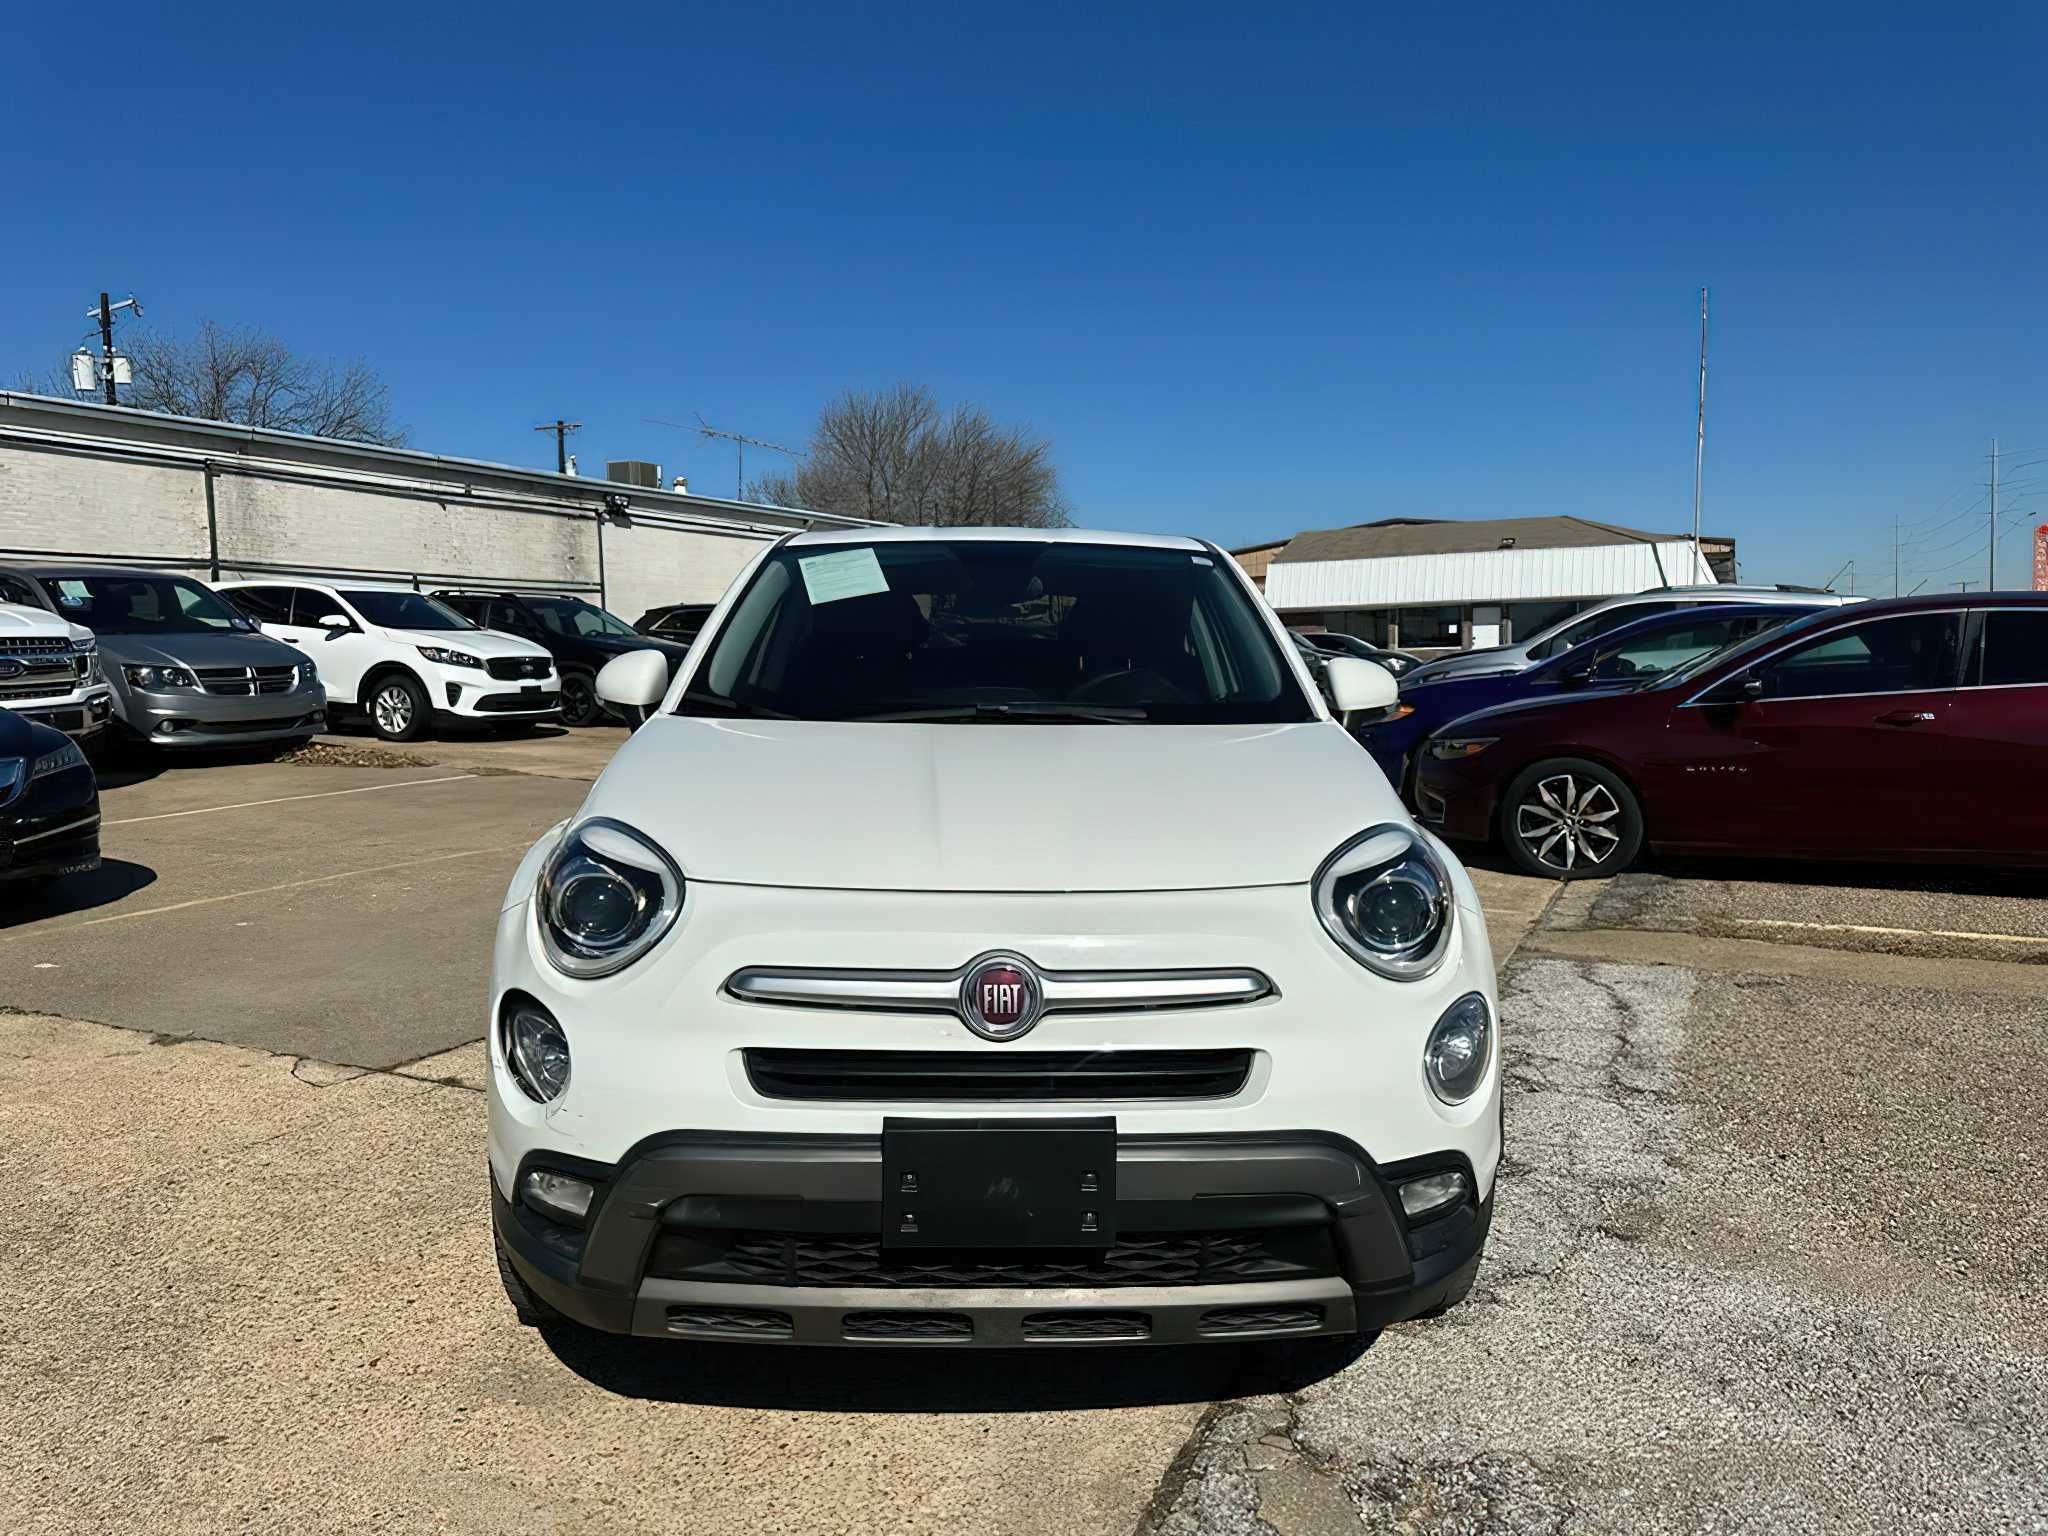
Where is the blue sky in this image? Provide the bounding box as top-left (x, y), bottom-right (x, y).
top-left (7, 3), bottom-right (2046, 591)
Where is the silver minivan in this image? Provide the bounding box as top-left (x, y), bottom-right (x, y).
top-left (0, 565), bottom-right (326, 751)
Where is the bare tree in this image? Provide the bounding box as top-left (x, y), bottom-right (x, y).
top-left (755, 384), bottom-right (1068, 527)
top-left (116, 320), bottom-right (407, 445)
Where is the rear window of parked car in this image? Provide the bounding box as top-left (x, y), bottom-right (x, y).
top-left (1974, 611), bottom-right (2048, 687)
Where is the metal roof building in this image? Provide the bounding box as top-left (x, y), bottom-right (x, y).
top-left (1259, 515), bottom-right (1734, 654)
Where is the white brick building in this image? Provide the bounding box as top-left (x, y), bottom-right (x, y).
top-left (0, 394), bottom-right (872, 622)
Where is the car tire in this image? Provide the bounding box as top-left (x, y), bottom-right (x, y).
top-left (1415, 1256), bottom-right (1479, 1319)
top-left (494, 1230), bottom-right (567, 1329)
top-left (1499, 757), bottom-right (1644, 879)
top-left (366, 672), bottom-right (430, 742)
top-left (558, 670), bottom-right (602, 728)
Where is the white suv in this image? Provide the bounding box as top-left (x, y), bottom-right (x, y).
top-left (489, 528), bottom-right (1500, 1349)
top-left (0, 593), bottom-right (114, 742)
top-left (215, 579), bottom-right (559, 741)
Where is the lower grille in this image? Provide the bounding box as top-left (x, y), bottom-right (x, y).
top-left (474, 691), bottom-right (560, 714)
top-left (165, 714), bottom-right (319, 736)
top-left (843, 1311), bottom-right (972, 1341)
top-left (666, 1306), bottom-right (793, 1338)
top-left (647, 1226), bottom-right (1337, 1290)
top-left (743, 1048), bottom-right (1254, 1103)
top-left (1021, 1311), bottom-right (1151, 1340)
top-left (1197, 1305), bottom-right (1325, 1336)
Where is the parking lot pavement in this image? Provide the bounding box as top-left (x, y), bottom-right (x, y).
top-left (1148, 906), bottom-right (2048, 1534)
top-left (0, 756), bottom-right (587, 1068)
top-left (1544, 860), bottom-right (2048, 966)
top-left (0, 1011), bottom-right (1295, 1536)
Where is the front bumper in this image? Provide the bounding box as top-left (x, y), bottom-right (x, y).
top-left (433, 671), bottom-right (562, 719)
top-left (14, 690), bottom-right (113, 741)
top-left (122, 684), bottom-right (327, 747)
top-left (1, 779), bottom-right (101, 884)
top-left (1412, 754), bottom-right (1501, 843)
top-left (495, 1131), bottom-right (1492, 1345)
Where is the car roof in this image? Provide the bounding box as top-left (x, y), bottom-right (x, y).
top-left (217, 576), bottom-right (420, 594)
top-left (5, 562), bottom-right (206, 582)
top-left (783, 525), bottom-right (1207, 552)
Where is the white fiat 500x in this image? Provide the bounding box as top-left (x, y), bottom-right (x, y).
top-left (489, 528), bottom-right (1500, 1348)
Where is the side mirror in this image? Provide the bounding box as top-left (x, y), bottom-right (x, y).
top-left (596, 649), bottom-right (670, 722)
top-left (1322, 655), bottom-right (1398, 717)
top-left (317, 613), bottom-right (355, 637)
top-left (1561, 660), bottom-right (1595, 687)
top-left (1739, 675), bottom-right (1764, 700)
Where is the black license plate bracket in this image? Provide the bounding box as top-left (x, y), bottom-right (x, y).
top-left (882, 1117), bottom-right (1116, 1249)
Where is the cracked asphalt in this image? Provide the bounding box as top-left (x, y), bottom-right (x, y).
top-left (5, 735), bottom-right (2045, 1534)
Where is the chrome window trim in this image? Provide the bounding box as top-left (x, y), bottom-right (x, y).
top-left (1677, 607), bottom-right (1969, 709)
top-left (726, 959), bottom-right (1276, 1019)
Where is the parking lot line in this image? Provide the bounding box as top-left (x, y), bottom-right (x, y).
top-left (1730, 915), bottom-right (2048, 947)
top-left (11, 842), bottom-right (535, 934)
top-left (104, 774), bottom-right (479, 827)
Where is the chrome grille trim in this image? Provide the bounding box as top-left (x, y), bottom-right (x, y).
top-left (726, 962), bottom-right (1275, 1017)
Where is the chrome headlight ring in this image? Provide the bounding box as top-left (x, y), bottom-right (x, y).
top-left (1312, 825), bottom-right (1456, 981)
top-left (535, 817), bottom-right (685, 979)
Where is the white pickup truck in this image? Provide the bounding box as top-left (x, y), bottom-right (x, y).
top-left (0, 599), bottom-right (113, 741)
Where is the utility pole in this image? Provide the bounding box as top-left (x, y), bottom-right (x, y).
top-left (84, 292), bottom-right (141, 405)
top-left (534, 419), bottom-right (581, 475)
top-left (1691, 287), bottom-right (1708, 578)
top-left (1989, 438), bottom-right (1999, 591)
top-left (1893, 514), bottom-right (1900, 597)
top-left (97, 293), bottom-right (117, 405)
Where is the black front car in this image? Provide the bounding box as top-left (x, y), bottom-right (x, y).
top-left (0, 710), bottom-right (101, 886)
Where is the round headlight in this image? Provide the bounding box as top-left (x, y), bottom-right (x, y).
top-left (504, 1001), bottom-right (572, 1102)
top-left (537, 817), bottom-right (684, 978)
top-left (1313, 826), bottom-right (1455, 980)
top-left (1424, 992), bottom-right (1492, 1104)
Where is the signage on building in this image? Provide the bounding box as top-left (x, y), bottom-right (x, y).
top-left (2034, 524), bottom-right (2048, 592)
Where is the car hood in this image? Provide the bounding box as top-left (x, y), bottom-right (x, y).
top-left (0, 602), bottom-right (81, 642)
top-left (1429, 685), bottom-right (1651, 738)
top-left (95, 630), bottom-right (304, 668)
top-left (585, 717), bottom-right (1405, 892)
top-left (381, 627), bottom-right (551, 660)
top-left (1405, 645), bottom-right (1530, 684)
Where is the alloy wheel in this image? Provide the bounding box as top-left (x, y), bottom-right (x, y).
top-left (1513, 773), bottom-right (1624, 873)
top-left (373, 684), bottom-right (414, 736)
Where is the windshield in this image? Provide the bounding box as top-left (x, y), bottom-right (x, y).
top-left (341, 590), bottom-right (477, 631)
top-left (42, 573), bottom-right (255, 636)
top-left (523, 595), bottom-right (638, 639)
top-left (680, 539), bottom-right (1313, 724)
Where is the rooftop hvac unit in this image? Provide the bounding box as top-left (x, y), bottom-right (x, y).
top-left (606, 460), bottom-right (662, 489)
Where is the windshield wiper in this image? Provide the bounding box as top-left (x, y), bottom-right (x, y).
top-left (858, 702), bottom-right (1149, 723)
top-left (678, 689), bottom-right (797, 720)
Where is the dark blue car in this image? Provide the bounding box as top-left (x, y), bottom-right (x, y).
top-left (1352, 602), bottom-right (1823, 793)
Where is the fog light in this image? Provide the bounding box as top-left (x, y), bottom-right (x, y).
top-left (446, 682), bottom-right (462, 706)
top-left (1397, 1169), bottom-right (1470, 1220)
top-left (521, 1169), bottom-right (595, 1224)
top-left (503, 1001), bottom-right (571, 1102)
top-left (1424, 991), bottom-right (1492, 1104)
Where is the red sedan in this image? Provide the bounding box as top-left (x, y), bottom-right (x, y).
top-left (1412, 593), bottom-right (2048, 877)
